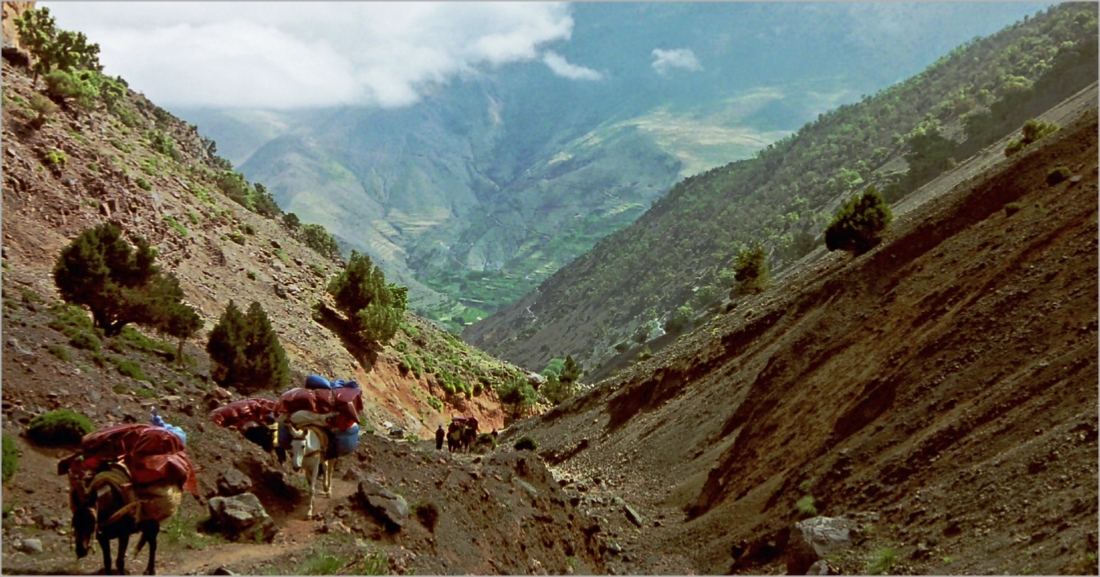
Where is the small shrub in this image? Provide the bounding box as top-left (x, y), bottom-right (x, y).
top-left (135, 176), bottom-right (152, 191)
top-left (1004, 202), bottom-right (1023, 217)
top-left (115, 359), bottom-right (148, 381)
top-left (355, 550), bottom-right (389, 575)
top-left (44, 148), bottom-right (67, 168)
top-left (112, 383), bottom-right (127, 394)
top-left (866, 547), bottom-right (898, 575)
top-left (637, 346), bottom-right (653, 361)
top-left (514, 436), bottom-right (537, 452)
top-left (296, 551), bottom-right (350, 575)
top-left (2, 434), bottom-right (18, 483)
top-left (229, 232), bottom-right (245, 245)
top-left (132, 387), bottom-right (156, 399)
top-left (164, 215), bottom-right (189, 237)
top-left (26, 409), bottom-right (94, 447)
top-left (48, 344), bottom-right (73, 362)
top-left (1047, 166), bottom-right (1072, 186)
top-left (88, 161), bottom-right (99, 173)
top-left (109, 138), bottom-right (133, 153)
top-left (20, 289), bottom-right (43, 304)
top-left (796, 495), bottom-right (817, 517)
top-left (240, 223), bottom-right (256, 236)
top-left (246, 271), bottom-right (257, 281)
top-left (427, 396), bottom-right (443, 412)
top-left (187, 211), bottom-right (201, 225)
top-left (413, 501), bottom-right (440, 531)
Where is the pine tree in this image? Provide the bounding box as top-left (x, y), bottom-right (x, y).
top-left (207, 301), bottom-right (288, 393)
top-left (825, 186), bottom-right (894, 255)
top-left (328, 251), bottom-right (407, 346)
top-left (53, 222), bottom-right (190, 336)
top-left (733, 242), bottom-right (770, 295)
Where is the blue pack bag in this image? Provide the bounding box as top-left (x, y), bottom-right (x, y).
top-left (332, 379), bottom-right (360, 389)
top-left (332, 424), bottom-right (360, 457)
top-left (305, 374), bottom-right (332, 390)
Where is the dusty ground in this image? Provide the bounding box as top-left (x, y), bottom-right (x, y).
top-left (1, 39), bottom-right (1097, 577)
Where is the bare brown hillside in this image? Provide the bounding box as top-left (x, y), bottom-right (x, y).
top-left (0, 54), bottom-right (514, 437)
top-left (501, 95), bottom-right (1099, 575)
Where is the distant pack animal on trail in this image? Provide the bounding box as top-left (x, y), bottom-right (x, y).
top-left (287, 424), bottom-right (332, 519)
top-left (66, 463), bottom-right (182, 575)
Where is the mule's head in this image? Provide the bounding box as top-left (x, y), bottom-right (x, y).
top-left (69, 483), bottom-right (97, 559)
top-left (288, 426), bottom-right (308, 471)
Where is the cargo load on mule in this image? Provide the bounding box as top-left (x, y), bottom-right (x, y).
top-left (207, 397), bottom-right (281, 454)
top-left (275, 375), bottom-right (363, 459)
top-left (57, 423), bottom-right (200, 496)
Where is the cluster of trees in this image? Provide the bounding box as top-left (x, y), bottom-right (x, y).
top-left (327, 251), bottom-right (408, 348)
top-left (53, 223), bottom-right (289, 392)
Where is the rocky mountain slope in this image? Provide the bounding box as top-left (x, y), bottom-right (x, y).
top-left (0, 49), bottom-right (519, 438)
top-left (500, 93), bottom-right (1099, 575)
top-left (466, 3), bottom-right (1099, 375)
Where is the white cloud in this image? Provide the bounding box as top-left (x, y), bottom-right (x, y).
top-left (41, 2), bottom-right (576, 109)
top-left (542, 51), bottom-right (602, 81)
top-left (651, 48), bottom-right (702, 76)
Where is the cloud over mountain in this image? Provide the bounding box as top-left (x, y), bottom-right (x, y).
top-left (542, 51), bottom-right (602, 81)
top-left (43, 2), bottom-right (576, 109)
top-left (651, 48), bottom-right (702, 75)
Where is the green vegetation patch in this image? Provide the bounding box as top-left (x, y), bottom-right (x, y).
top-left (26, 409), bottom-right (94, 447)
top-left (164, 215), bottom-right (189, 237)
top-left (2, 434), bottom-right (19, 483)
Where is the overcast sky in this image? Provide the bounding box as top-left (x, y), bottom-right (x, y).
top-left (41, 2), bottom-right (1053, 111)
top-left (43, 2), bottom-right (597, 109)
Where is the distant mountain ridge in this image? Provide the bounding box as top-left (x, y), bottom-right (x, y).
top-left (173, 3), bottom-right (1054, 332)
top-left (465, 2), bottom-right (1098, 375)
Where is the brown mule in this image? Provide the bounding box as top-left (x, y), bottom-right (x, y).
top-left (69, 464), bottom-right (182, 575)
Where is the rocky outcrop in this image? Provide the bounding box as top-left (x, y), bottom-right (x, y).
top-left (1, 2), bottom-right (34, 49)
top-left (207, 493), bottom-right (278, 543)
top-left (357, 479), bottom-right (409, 531)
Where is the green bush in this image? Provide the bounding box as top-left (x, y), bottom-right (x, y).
top-left (825, 186), bottom-right (893, 255)
top-left (69, 330), bottom-right (101, 352)
top-left (135, 176), bottom-right (151, 191)
top-left (733, 243), bottom-right (769, 295)
top-left (164, 215), bottom-right (188, 237)
top-left (43, 148), bottom-right (67, 168)
top-left (1004, 202), bottom-right (1023, 216)
top-left (1047, 166), bottom-right (1072, 186)
top-left (114, 359), bottom-right (147, 381)
top-left (664, 305), bottom-right (693, 334)
top-left (1005, 119), bottom-right (1059, 156)
top-left (796, 495), bottom-right (818, 517)
top-left (427, 396), bottom-right (443, 412)
top-left (26, 409), bottom-right (93, 447)
top-left (866, 547), bottom-right (898, 575)
top-left (513, 436), bottom-right (538, 452)
top-left (48, 344), bottom-right (73, 362)
top-left (2, 434), bottom-right (18, 483)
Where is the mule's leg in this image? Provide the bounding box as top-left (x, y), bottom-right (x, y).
top-left (322, 459), bottom-right (332, 497)
top-left (99, 534), bottom-right (113, 575)
top-left (115, 533), bottom-right (129, 575)
top-left (143, 523), bottom-right (160, 575)
top-left (305, 456), bottom-right (318, 519)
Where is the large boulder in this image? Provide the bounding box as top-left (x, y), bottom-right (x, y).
top-left (357, 480), bottom-right (409, 531)
top-left (207, 493), bottom-right (278, 543)
top-left (785, 516), bottom-right (858, 575)
top-left (216, 467), bottom-right (252, 496)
